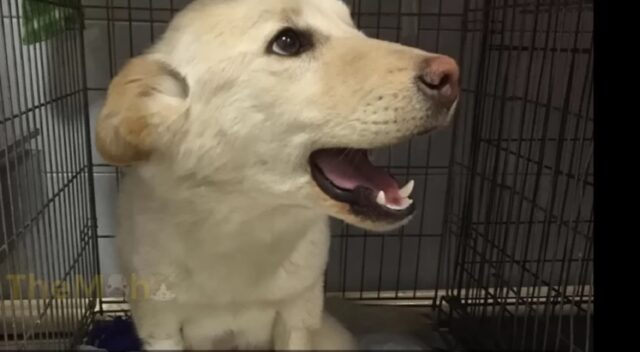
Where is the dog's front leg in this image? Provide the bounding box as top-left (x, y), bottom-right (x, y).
top-left (273, 280), bottom-right (323, 351)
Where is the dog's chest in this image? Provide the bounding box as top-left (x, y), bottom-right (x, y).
top-left (175, 215), bottom-right (330, 304)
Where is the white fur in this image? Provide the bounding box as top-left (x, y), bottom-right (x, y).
top-left (98, 0), bottom-right (457, 350)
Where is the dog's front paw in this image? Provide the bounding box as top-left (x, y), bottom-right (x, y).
top-left (274, 328), bottom-right (312, 351)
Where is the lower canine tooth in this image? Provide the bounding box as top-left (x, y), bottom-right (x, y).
top-left (399, 180), bottom-right (415, 198)
top-left (386, 198), bottom-right (414, 211)
top-left (376, 191), bottom-right (386, 205)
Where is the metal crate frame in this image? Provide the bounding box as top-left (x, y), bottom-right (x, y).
top-left (1, 0), bottom-right (99, 349)
top-left (0, 0), bottom-right (593, 350)
top-left (440, 0), bottom-right (593, 351)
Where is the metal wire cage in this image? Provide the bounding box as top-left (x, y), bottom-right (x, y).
top-left (441, 0), bottom-right (594, 351)
top-left (0, 0), bottom-right (593, 351)
top-left (0, 0), bottom-right (99, 349)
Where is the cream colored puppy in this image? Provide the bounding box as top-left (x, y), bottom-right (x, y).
top-left (96, 0), bottom-right (460, 350)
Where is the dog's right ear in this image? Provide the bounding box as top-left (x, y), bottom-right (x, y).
top-left (96, 55), bottom-right (190, 166)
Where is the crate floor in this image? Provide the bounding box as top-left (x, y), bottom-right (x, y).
top-left (327, 299), bottom-right (463, 351)
top-left (77, 299), bottom-right (465, 351)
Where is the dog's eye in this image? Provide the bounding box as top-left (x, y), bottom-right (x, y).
top-left (270, 28), bottom-right (306, 56)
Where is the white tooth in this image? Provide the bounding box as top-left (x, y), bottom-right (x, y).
top-left (376, 191), bottom-right (386, 206)
top-left (399, 180), bottom-right (415, 198)
top-left (386, 198), bottom-right (414, 211)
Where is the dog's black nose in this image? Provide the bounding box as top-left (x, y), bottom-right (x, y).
top-left (417, 55), bottom-right (460, 109)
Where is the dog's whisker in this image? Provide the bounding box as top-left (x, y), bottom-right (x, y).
top-left (338, 149), bottom-right (352, 162)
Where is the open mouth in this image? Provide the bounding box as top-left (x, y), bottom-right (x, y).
top-left (309, 148), bottom-right (416, 223)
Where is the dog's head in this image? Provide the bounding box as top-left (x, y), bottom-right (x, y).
top-left (97, 0), bottom-right (460, 232)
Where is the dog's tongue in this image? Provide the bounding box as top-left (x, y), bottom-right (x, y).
top-left (312, 149), bottom-right (404, 205)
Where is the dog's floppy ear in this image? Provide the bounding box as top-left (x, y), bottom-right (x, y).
top-left (96, 55), bottom-right (190, 166)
